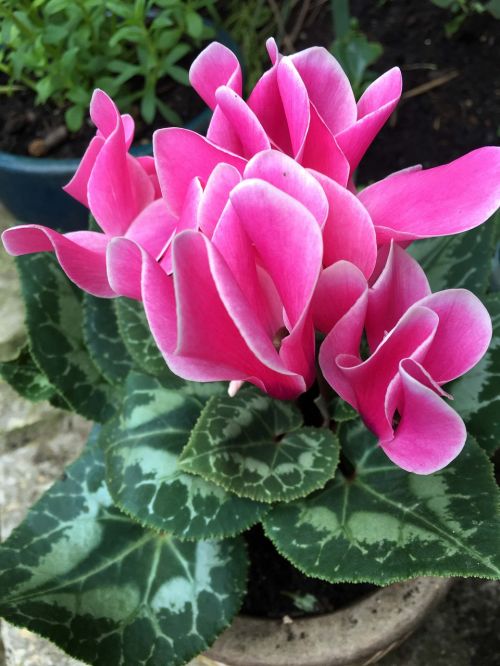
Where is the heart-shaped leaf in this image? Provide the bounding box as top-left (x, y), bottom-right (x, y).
top-left (179, 388), bottom-right (340, 503)
top-left (83, 294), bottom-right (134, 385)
top-left (0, 431), bottom-right (248, 666)
top-left (449, 293), bottom-right (500, 454)
top-left (264, 420), bottom-right (500, 584)
top-left (114, 297), bottom-right (167, 377)
top-left (16, 254), bottom-right (114, 421)
top-left (102, 373), bottom-right (268, 540)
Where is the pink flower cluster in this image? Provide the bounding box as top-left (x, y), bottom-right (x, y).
top-left (4, 39), bottom-right (500, 474)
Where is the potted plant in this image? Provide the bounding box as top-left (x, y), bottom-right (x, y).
top-left (0, 0), bottom-right (228, 231)
top-left (1, 37), bottom-right (500, 666)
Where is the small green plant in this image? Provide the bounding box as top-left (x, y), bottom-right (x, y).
top-left (430, 0), bottom-right (500, 36)
top-left (329, 0), bottom-right (383, 98)
top-left (0, 0), bottom-right (217, 131)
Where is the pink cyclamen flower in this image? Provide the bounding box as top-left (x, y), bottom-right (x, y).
top-left (317, 244), bottom-right (492, 474)
top-left (166, 39), bottom-right (500, 250)
top-left (107, 151), bottom-right (327, 399)
top-left (1, 91), bottom-right (173, 297)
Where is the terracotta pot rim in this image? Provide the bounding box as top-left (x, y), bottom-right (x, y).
top-left (206, 576), bottom-right (453, 666)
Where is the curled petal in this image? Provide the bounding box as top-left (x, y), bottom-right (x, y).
top-left (159, 177), bottom-right (203, 274)
top-left (63, 136), bottom-right (104, 207)
top-left (189, 42), bottom-right (242, 109)
top-left (359, 147), bottom-right (500, 243)
top-left (336, 67), bottom-right (402, 171)
top-left (323, 306), bottom-right (439, 440)
top-left (290, 46), bottom-right (357, 135)
top-left (199, 163), bottom-right (242, 238)
top-left (172, 231), bottom-right (306, 398)
top-left (245, 151), bottom-right (328, 228)
top-left (213, 85), bottom-right (271, 158)
top-left (88, 122), bottom-right (154, 236)
top-left (301, 105), bottom-right (350, 186)
top-left (248, 62), bottom-right (291, 154)
top-left (125, 198), bottom-right (179, 260)
top-left (153, 128), bottom-right (246, 216)
top-left (3, 226), bottom-right (112, 297)
top-left (312, 261), bottom-right (367, 335)
top-left (381, 359), bottom-right (467, 474)
top-left (366, 242), bottom-right (431, 351)
top-left (311, 171), bottom-right (376, 277)
top-left (229, 179), bottom-right (323, 328)
top-left (277, 57), bottom-right (310, 159)
top-left (417, 289), bottom-right (492, 384)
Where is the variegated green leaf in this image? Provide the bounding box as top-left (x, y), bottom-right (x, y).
top-left (83, 293), bottom-right (134, 385)
top-left (0, 344), bottom-right (56, 401)
top-left (179, 388), bottom-right (340, 503)
top-left (0, 431), bottom-right (248, 666)
top-left (114, 297), bottom-right (167, 377)
top-left (102, 373), bottom-right (267, 540)
top-left (408, 219), bottom-right (496, 294)
top-left (16, 254), bottom-right (114, 422)
top-left (264, 420), bottom-right (500, 585)
top-left (449, 293), bottom-right (500, 454)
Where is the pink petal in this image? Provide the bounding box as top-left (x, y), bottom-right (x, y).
top-left (336, 68), bottom-right (402, 172)
top-left (153, 128), bottom-right (246, 216)
top-left (189, 42), bottom-right (242, 110)
top-left (310, 170), bottom-right (376, 277)
top-left (63, 136), bottom-right (104, 207)
top-left (159, 177), bottom-right (203, 274)
top-left (290, 46), bottom-right (357, 135)
top-left (206, 106), bottom-right (244, 155)
top-left (312, 261), bottom-right (367, 334)
top-left (277, 57), bottom-right (310, 159)
top-left (172, 231), bottom-right (306, 398)
top-left (359, 147), bottom-right (500, 243)
top-left (244, 151), bottom-right (328, 228)
top-left (125, 198), bottom-right (179, 259)
top-left (381, 359), bottom-right (466, 474)
top-left (137, 156), bottom-right (162, 198)
top-left (318, 270), bottom-right (368, 405)
top-left (2, 226), bottom-right (113, 297)
top-left (88, 118), bottom-right (155, 237)
top-left (229, 180), bottom-right (323, 328)
top-left (266, 37), bottom-right (280, 65)
top-left (301, 105), bottom-right (350, 185)
top-left (247, 62), bottom-right (291, 154)
top-left (366, 243), bottom-right (431, 351)
top-left (213, 85), bottom-right (271, 158)
top-left (108, 238), bottom-right (178, 353)
top-left (417, 289), bottom-right (492, 383)
top-left (324, 306), bottom-right (439, 440)
top-left (106, 236), bottom-right (145, 301)
top-left (90, 89), bottom-right (119, 138)
top-left (198, 163), bottom-right (242, 238)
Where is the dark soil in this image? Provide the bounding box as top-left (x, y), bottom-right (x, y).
top-left (242, 524), bottom-right (377, 618)
top-left (0, 73), bottom-right (205, 158)
top-left (297, 0), bottom-right (500, 183)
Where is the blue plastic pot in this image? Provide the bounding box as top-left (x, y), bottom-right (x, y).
top-left (0, 108), bottom-right (211, 232)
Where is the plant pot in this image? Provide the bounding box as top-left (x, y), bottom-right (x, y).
top-left (204, 577), bottom-right (452, 666)
top-left (0, 109), bottom-right (210, 233)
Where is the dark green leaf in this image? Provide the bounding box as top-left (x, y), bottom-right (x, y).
top-left (0, 344), bottom-right (55, 402)
top-left (449, 293), bottom-right (500, 454)
top-left (0, 432), bottom-right (248, 666)
top-left (102, 373), bottom-right (267, 540)
top-left (16, 254), bottom-right (114, 422)
top-left (179, 388), bottom-right (340, 503)
top-left (408, 217), bottom-right (496, 295)
top-left (83, 294), bottom-right (134, 385)
top-left (114, 297), bottom-right (167, 377)
top-left (264, 420), bottom-right (500, 584)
